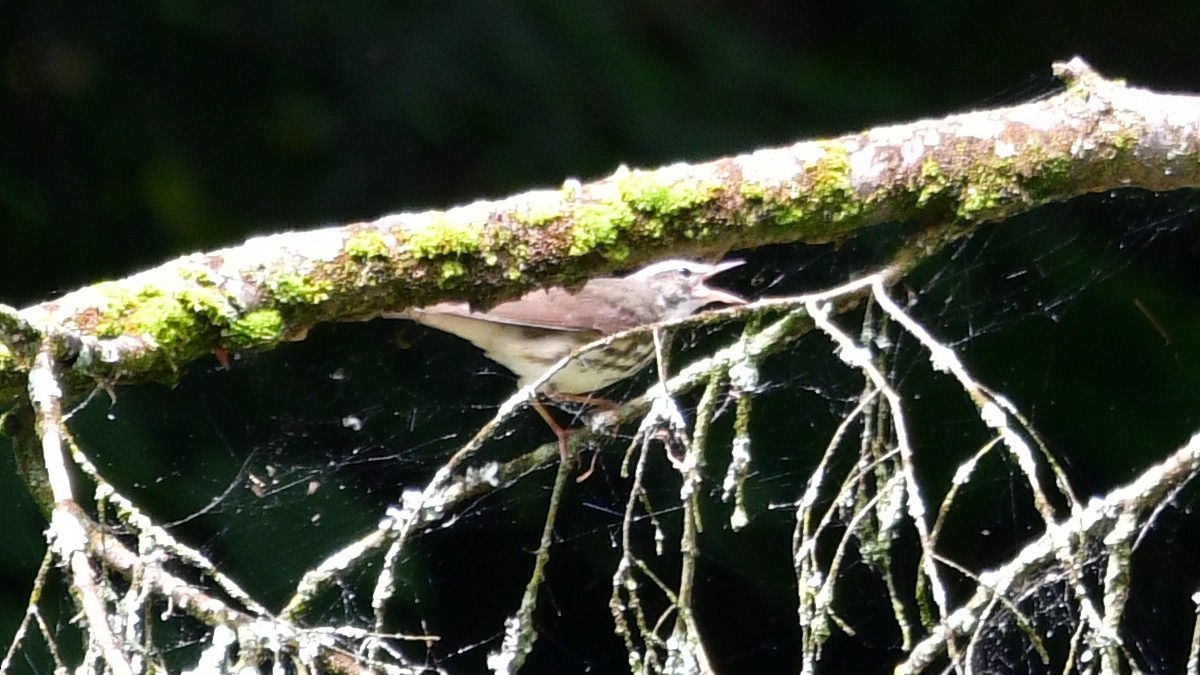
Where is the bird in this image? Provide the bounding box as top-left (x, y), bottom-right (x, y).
top-left (388, 259), bottom-right (746, 459)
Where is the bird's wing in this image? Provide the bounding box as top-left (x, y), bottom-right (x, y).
top-left (387, 281), bottom-right (646, 335)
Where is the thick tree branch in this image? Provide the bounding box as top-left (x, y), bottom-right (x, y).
top-left (2, 57), bottom-right (1198, 405)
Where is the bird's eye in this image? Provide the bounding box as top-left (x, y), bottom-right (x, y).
top-left (678, 267), bottom-right (694, 278)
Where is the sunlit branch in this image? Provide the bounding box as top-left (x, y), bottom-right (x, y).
top-left (0, 552), bottom-right (55, 675)
top-left (29, 342), bottom-right (135, 675)
top-left (897, 431), bottom-right (1200, 674)
top-left (869, 279), bottom-right (1127, 666)
top-left (5, 59), bottom-right (1200, 406)
top-left (487, 452), bottom-right (574, 674)
top-left (806, 299), bottom-right (955, 633)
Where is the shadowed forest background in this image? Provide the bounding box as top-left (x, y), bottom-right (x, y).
top-left (6, 3), bottom-right (1200, 674)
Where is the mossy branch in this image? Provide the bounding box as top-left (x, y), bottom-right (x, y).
top-left (2, 57), bottom-right (1199, 404)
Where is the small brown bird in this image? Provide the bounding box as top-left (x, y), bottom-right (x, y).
top-left (389, 259), bottom-right (746, 457)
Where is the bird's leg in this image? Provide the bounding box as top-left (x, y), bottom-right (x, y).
top-left (532, 391), bottom-right (601, 481)
top-left (530, 397), bottom-right (573, 461)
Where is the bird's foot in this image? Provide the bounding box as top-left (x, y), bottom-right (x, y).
top-left (531, 397), bottom-right (600, 481)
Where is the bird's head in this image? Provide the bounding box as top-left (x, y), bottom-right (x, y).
top-left (627, 259), bottom-right (746, 321)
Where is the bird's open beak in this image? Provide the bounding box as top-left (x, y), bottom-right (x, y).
top-left (699, 259), bottom-right (747, 306)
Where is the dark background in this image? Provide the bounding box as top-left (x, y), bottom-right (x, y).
top-left (6, 1), bottom-right (1200, 306)
top-left (5, 2), bottom-right (1200, 674)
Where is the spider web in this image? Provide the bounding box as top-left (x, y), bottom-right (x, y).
top-left (8, 187), bottom-right (1200, 675)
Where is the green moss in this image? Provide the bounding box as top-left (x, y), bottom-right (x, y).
top-left (223, 308), bottom-right (285, 348)
top-left (956, 160), bottom-right (1019, 221)
top-left (343, 231), bottom-right (394, 289)
top-left (681, 223), bottom-right (713, 240)
top-left (1110, 130), bottom-right (1137, 153)
top-left (88, 283), bottom-right (182, 341)
top-left (270, 273), bottom-right (332, 305)
top-left (345, 230), bottom-right (391, 260)
top-left (438, 260), bottom-right (466, 287)
top-left (740, 181), bottom-right (767, 201)
top-left (916, 158), bottom-right (950, 207)
top-left (47, 271), bottom-right (290, 382)
top-left (406, 213), bottom-right (484, 259)
top-left (758, 144), bottom-right (863, 241)
top-left (123, 294), bottom-right (206, 355)
top-left (617, 170), bottom-right (719, 216)
top-left (177, 285), bottom-right (238, 325)
top-left (1024, 153), bottom-right (1074, 201)
top-left (514, 203), bottom-right (563, 228)
top-left (568, 201), bottom-right (636, 259)
top-left (768, 201), bottom-right (807, 228)
top-left (0, 343), bottom-right (12, 370)
top-left (808, 143), bottom-right (859, 223)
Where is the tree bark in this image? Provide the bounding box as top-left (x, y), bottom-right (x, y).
top-left (2, 57), bottom-right (1198, 404)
